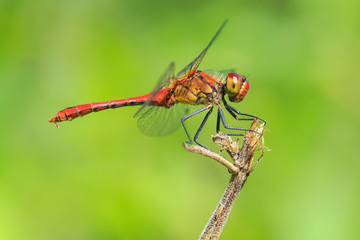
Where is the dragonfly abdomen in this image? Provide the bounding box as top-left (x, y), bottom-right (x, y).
top-left (49, 94), bottom-right (151, 128)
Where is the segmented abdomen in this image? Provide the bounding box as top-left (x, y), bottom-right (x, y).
top-left (49, 94), bottom-right (152, 127)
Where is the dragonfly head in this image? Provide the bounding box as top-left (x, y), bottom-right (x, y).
top-left (224, 73), bottom-right (249, 102)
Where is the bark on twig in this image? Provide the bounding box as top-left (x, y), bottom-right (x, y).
top-left (182, 143), bottom-right (240, 174)
top-left (183, 119), bottom-right (266, 240)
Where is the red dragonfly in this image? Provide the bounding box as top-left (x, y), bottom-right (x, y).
top-left (49, 20), bottom-right (264, 148)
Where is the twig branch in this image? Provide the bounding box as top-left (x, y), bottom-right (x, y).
top-left (183, 143), bottom-right (239, 174)
top-left (183, 119), bottom-right (267, 240)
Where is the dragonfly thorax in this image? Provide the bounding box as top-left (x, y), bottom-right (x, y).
top-left (173, 71), bottom-right (221, 105)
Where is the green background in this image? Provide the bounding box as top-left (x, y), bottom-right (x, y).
top-left (1, 0), bottom-right (359, 239)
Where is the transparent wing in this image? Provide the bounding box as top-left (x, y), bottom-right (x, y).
top-left (219, 68), bottom-right (236, 76)
top-left (134, 62), bottom-right (175, 118)
top-left (176, 20), bottom-right (228, 80)
top-left (137, 103), bottom-right (189, 136)
top-left (134, 20), bottom-right (227, 136)
top-left (203, 68), bottom-right (236, 83)
top-left (134, 62), bottom-right (189, 136)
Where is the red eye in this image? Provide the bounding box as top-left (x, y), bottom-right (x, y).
top-left (226, 73), bottom-right (242, 97)
top-left (226, 73), bottom-right (249, 102)
top-left (228, 73), bottom-right (241, 81)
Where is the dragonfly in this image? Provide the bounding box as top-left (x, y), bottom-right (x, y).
top-left (49, 20), bottom-right (265, 148)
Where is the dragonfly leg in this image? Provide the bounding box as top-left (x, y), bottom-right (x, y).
top-left (224, 105), bottom-right (254, 122)
top-left (181, 105), bottom-right (212, 144)
top-left (194, 107), bottom-right (214, 149)
top-left (218, 107), bottom-right (260, 136)
top-left (216, 109), bottom-right (243, 136)
top-left (224, 102), bottom-right (266, 124)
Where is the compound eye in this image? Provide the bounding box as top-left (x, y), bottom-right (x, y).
top-left (226, 73), bottom-right (241, 97)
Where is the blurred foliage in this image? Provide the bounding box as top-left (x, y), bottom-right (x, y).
top-left (0, 0), bottom-right (359, 239)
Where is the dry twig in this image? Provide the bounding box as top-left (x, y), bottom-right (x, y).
top-left (183, 119), bottom-right (266, 240)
